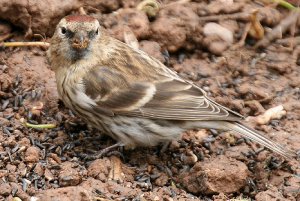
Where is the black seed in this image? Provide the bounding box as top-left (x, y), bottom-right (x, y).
top-left (31, 90), bottom-right (37, 99)
top-left (11, 144), bottom-right (19, 153)
top-left (255, 147), bottom-right (265, 155)
top-left (3, 127), bottom-right (11, 136)
top-left (11, 187), bottom-right (18, 196)
top-left (203, 135), bottom-right (216, 143)
top-left (178, 53), bottom-right (185, 64)
top-left (22, 178), bottom-right (28, 192)
top-left (5, 147), bottom-right (12, 162)
top-left (35, 141), bottom-right (45, 150)
top-left (14, 96), bottom-right (19, 107)
top-left (29, 136), bottom-right (35, 145)
top-left (1, 99), bottom-right (9, 109)
top-left (203, 142), bottom-right (211, 150)
top-left (4, 114), bottom-right (14, 119)
top-left (236, 138), bottom-right (245, 144)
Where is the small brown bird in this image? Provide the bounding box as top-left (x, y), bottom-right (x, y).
top-left (48, 15), bottom-right (293, 158)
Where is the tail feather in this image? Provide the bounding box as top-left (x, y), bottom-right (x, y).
top-left (230, 122), bottom-right (295, 158)
top-left (187, 120), bottom-right (295, 158)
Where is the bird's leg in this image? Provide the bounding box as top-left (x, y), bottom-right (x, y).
top-left (159, 141), bottom-right (171, 154)
top-left (84, 142), bottom-right (124, 160)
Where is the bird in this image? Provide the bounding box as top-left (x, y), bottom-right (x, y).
top-left (47, 15), bottom-right (294, 158)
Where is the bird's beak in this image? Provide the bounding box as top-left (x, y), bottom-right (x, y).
top-left (72, 33), bottom-right (89, 50)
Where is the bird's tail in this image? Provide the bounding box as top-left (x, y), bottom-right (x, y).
top-left (187, 121), bottom-right (295, 158)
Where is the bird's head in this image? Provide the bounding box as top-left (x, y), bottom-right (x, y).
top-left (51, 15), bottom-right (101, 61)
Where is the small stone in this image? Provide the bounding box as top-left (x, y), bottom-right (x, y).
top-left (0, 117), bottom-right (9, 126)
top-left (0, 170), bottom-right (8, 178)
top-left (87, 158), bottom-right (111, 182)
top-left (181, 150), bottom-right (198, 166)
top-left (153, 196), bottom-right (160, 201)
top-left (10, 182), bottom-right (30, 200)
top-left (139, 40), bottom-right (164, 63)
top-left (203, 22), bottom-right (233, 44)
top-left (19, 137), bottom-right (30, 147)
top-left (104, 8), bottom-right (149, 41)
top-left (34, 163), bottom-right (45, 176)
top-left (0, 183), bottom-right (11, 196)
top-left (35, 187), bottom-right (91, 201)
top-left (151, 4), bottom-right (200, 52)
top-left (58, 162), bottom-right (81, 187)
top-left (194, 129), bottom-right (209, 142)
top-left (6, 164), bottom-right (16, 172)
top-left (180, 155), bottom-right (249, 194)
top-left (48, 153), bottom-right (62, 164)
top-left (6, 135), bottom-right (16, 147)
top-left (7, 174), bottom-right (17, 182)
top-left (168, 140), bottom-right (180, 151)
top-left (154, 173), bottom-right (169, 187)
top-left (24, 146), bottom-right (40, 163)
top-left (255, 186), bottom-right (290, 201)
top-left (44, 168), bottom-right (54, 181)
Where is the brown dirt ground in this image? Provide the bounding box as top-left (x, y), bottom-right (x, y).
top-left (0, 0), bottom-right (300, 201)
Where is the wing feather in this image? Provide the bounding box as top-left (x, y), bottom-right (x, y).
top-left (82, 67), bottom-right (242, 121)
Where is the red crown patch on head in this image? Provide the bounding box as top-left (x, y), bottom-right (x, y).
top-left (65, 15), bottom-right (95, 22)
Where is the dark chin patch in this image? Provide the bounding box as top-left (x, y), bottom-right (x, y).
top-left (70, 48), bottom-right (89, 61)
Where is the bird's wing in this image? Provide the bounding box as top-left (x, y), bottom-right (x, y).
top-left (82, 66), bottom-right (243, 121)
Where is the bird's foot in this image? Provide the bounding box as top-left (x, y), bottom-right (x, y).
top-left (159, 141), bottom-right (171, 154)
top-left (83, 142), bottom-right (124, 160)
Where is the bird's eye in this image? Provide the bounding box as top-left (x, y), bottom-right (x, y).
top-left (61, 27), bottom-right (67, 35)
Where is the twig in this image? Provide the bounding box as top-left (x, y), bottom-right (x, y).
top-left (276, 36), bottom-right (300, 46)
top-left (248, 10), bottom-right (264, 40)
top-left (163, 0), bottom-right (190, 8)
top-left (255, 10), bottom-right (300, 48)
top-left (246, 105), bottom-right (286, 125)
top-left (269, 0), bottom-right (297, 9)
top-left (198, 12), bottom-right (250, 22)
top-left (1, 41), bottom-right (50, 48)
top-left (20, 117), bottom-right (56, 129)
top-left (24, 122), bottom-right (56, 129)
top-left (231, 23), bottom-right (251, 50)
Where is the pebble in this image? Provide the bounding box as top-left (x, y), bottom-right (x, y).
top-left (203, 22), bottom-right (233, 44)
top-left (34, 162), bottom-right (45, 176)
top-left (24, 146), bottom-right (40, 163)
top-left (58, 162), bottom-right (82, 187)
top-left (180, 155), bottom-right (249, 194)
top-left (0, 183), bottom-right (11, 196)
top-left (87, 158), bottom-right (111, 182)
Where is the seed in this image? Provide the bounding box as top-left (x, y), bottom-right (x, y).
top-left (3, 127), bottom-right (11, 136)
top-left (178, 53), bottom-right (185, 64)
top-left (14, 75), bottom-right (21, 87)
top-left (31, 90), bottom-right (37, 99)
top-left (14, 96), bottom-right (19, 107)
top-left (5, 114), bottom-right (14, 120)
top-left (1, 99), bottom-right (9, 109)
top-left (11, 144), bottom-right (19, 153)
top-left (22, 178), bottom-right (31, 192)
